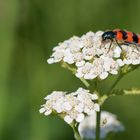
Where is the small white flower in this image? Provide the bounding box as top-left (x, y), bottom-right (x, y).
top-left (40, 88), bottom-right (99, 124)
top-left (122, 46), bottom-right (140, 65)
top-left (49, 49), bottom-right (65, 63)
top-left (76, 62), bottom-right (96, 79)
top-left (93, 31), bottom-right (103, 49)
top-left (92, 94), bottom-right (99, 100)
top-left (81, 32), bottom-right (94, 48)
top-left (74, 52), bottom-right (85, 66)
top-left (78, 111), bottom-right (124, 139)
top-left (63, 102), bottom-right (72, 111)
top-left (63, 51), bottom-right (74, 64)
top-left (113, 46), bottom-right (122, 58)
top-left (99, 72), bottom-right (109, 79)
top-left (86, 31), bottom-right (95, 37)
top-left (75, 103), bottom-right (84, 113)
top-left (76, 113), bottom-right (85, 122)
top-left (40, 101), bottom-right (53, 116)
top-left (44, 91), bottom-right (65, 101)
top-left (53, 98), bottom-right (64, 113)
top-left (82, 47), bottom-right (95, 60)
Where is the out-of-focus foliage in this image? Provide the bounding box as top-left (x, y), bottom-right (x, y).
top-left (0, 0), bottom-right (140, 140)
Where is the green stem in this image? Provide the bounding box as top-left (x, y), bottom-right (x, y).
top-left (61, 62), bottom-right (90, 88)
top-left (95, 74), bottom-right (124, 140)
top-left (98, 74), bottom-right (124, 105)
top-left (108, 65), bottom-right (140, 96)
top-left (72, 124), bottom-right (82, 140)
top-left (79, 77), bottom-right (90, 88)
top-left (108, 73), bottom-right (124, 95)
top-left (99, 94), bottom-right (108, 106)
top-left (96, 110), bottom-right (101, 140)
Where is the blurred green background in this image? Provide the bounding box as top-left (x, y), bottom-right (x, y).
top-left (0, 0), bottom-right (140, 140)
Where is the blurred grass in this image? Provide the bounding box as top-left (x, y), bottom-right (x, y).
top-left (0, 0), bottom-right (140, 140)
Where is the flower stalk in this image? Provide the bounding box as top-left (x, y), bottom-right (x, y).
top-left (71, 124), bottom-right (82, 140)
top-left (96, 110), bottom-right (101, 140)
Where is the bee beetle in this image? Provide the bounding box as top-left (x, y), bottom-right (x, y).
top-left (102, 29), bottom-right (140, 49)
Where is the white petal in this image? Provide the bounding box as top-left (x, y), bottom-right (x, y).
top-left (39, 108), bottom-right (46, 113)
top-left (44, 110), bottom-right (52, 116)
top-left (110, 70), bottom-right (118, 75)
top-left (75, 72), bottom-right (83, 78)
top-left (117, 59), bottom-right (124, 67)
top-left (99, 72), bottom-right (108, 79)
top-left (92, 94), bottom-right (98, 100)
top-left (63, 102), bottom-right (72, 111)
top-left (64, 115), bottom-right (73, 124)
top-left (84, 73), bottom-right (94, 79)
top-left (90, 74), bottom-right (97, 79)
top-left (84, 55), bottom-right (93, 60)
top-left (47, 58), bottom-right (54, 64)
top-left (95, 31), bottom-right (104, 36)
top-left (86, 31), bottom-right (95, 36)
top-left (76, 61), bottom-right (85, 67)
top-left (84, 108), bottom-right (90, 114)
top-left (103, 63), bottom-right (110, 71)
top-left (63, 56), bottom-right (74, 64)
top-left (76, 113), bottom-right (85, 122)
top-left (75, 103), bottom-right (84, 113)
top-left (132, 59), bottom-right (140, 65)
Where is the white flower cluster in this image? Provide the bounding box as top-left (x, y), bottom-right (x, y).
top-left (47, 31), bottom-right (140, 80)
top-left (78, 111), bottom-right (124, 139)
top-left (39, 88), bottom-right (99, 124)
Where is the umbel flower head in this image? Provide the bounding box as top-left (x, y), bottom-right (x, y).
top-left (39, 88), bottom-right (99, 124)
top-left (47, 31), bottom-right (140, 80)
top-left (78, 111), bottom-right (124, 139)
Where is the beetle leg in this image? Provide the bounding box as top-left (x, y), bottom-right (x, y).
top-left (107, 40), bottom-right (113, 53)
top-left (114, 39), bottom-right (121, 48)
